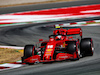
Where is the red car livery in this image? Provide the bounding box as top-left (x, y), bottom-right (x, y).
top-left (22, 27), bottom-right (94, 64)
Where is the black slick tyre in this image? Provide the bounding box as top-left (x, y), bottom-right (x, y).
top-left (22, 45), bottom-right (37, 64)
top-left (24, 45), bottom-right (36, 58)
top-left (80, 38), bottom-right (94, 56)
top-left (67, 41), bottom-right (76, 54)
top-left (66, 41), bottom-right (79, 60)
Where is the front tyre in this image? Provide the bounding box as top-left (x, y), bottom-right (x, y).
top-left (66, 41), bottom-right (79, 60)
top-left (24, 45), bottom-right (36, 58)
top-left (22, 45), bottom-right (37, 64)
top-left (67, 41), bottom-right (76, 54)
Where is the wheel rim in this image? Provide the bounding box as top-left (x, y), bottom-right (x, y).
top-left (91, 40), bottom-right (94, 55)
top-left (91, 43), bottom-right (94, 52)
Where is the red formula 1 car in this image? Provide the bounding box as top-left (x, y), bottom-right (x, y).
top-left (22, 27), bottom-right (94, 64)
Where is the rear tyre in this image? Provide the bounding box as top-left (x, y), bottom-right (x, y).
top-left (80, 38), bottom-right (94, 57)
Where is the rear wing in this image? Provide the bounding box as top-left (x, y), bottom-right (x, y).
top-left (53, 27), bottom-right (82, 38)
top-left (67, 28), bottom-right (82, 38)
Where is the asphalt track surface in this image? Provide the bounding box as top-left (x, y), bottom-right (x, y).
top-left (0, 0), bottom-right (100, 75)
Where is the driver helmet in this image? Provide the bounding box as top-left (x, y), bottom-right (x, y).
top-left (55, 35), bottom-right (62, 40)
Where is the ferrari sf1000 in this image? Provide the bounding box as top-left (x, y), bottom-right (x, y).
top-left (22, 28), bottom-right (94, 64)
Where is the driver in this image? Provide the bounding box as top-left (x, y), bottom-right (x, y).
top-left (55, 35), bottom-right (62, 40)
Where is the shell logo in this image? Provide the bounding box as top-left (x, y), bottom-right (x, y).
top-left (47, 49), bottom-right (52, 51)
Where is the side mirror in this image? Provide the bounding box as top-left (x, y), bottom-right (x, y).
top-left (39, 39), bottom-right (43, 42)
